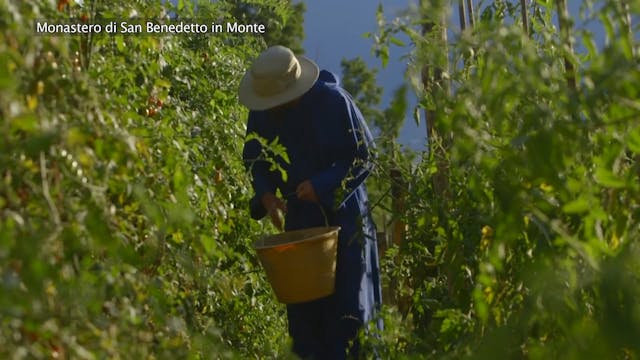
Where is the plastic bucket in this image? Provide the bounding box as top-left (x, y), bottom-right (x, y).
top-left (253, 226), bottom-right (340, 304)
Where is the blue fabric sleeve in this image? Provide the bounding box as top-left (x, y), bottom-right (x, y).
top-left (309, 89), bottom-right (374, 210)
top-left (243, 112), bottom-right (276, 220)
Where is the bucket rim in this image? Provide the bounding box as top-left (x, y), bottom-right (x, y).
top-left (253, 226), bottom-right (341, 250)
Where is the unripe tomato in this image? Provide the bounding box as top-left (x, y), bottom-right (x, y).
top-left (481, 225), bottom-right (494, 238)
top-left (36, 81), bottom-right (44, 95)
top-left (214, 169), bottom-right (223, 183)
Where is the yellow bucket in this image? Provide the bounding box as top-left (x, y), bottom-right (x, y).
top-left (253, 226), bottom-right (340, 304)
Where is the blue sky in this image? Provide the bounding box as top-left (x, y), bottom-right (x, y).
top-left (299, 0), bottom-right (424, 150)
top-left (297, 1), bottom-right (613, 151)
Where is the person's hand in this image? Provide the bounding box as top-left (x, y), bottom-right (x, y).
top-left (261, 192), bottom-right (287, 231)
top-left (296, 180), bottom-right (319, 203)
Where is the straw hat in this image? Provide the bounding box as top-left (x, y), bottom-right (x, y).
top-left (239, 45), bottom-right (319, 111)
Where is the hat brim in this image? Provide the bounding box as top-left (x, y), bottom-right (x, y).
top-left (238, 55), bottom-right (319, 111)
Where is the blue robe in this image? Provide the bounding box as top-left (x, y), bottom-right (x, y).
top-left (243, 70), bottom-right (383, 359)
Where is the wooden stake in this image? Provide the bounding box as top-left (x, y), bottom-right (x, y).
top-left (466, 0), bottom-right (475, 28)
top-left (521, 0), bottom-right (529, 35)
top-left (621, 0), bottom-right (635, 57)
top-left (556, 0), bottom-right (576, 90)
top-left (390, 168), bottom-right (406, 248)
top-left (420, 0), bottom-right (450, 197)
top-left (458, 0), bottom-right (467, 31)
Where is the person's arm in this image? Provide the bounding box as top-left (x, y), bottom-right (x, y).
top-left (308, 90), bottom-right (375, 209)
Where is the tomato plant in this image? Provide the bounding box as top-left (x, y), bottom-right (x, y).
top-left (362, 1), bottom-right (640, 358)
top-left (1, 0), bottom-right (299, 358)
top-left (2, 0), bottom-right (639, 358)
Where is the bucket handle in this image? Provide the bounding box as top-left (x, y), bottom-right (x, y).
top-left (283, 191), bottom-right (330, 228)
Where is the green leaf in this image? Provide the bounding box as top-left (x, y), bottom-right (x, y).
top-left (381, 46), bottom-right (389, 68)
top-left (413, 105), bottom-right (421, 126)
top-left (86, 203), bottom-right (113, 246)
top-left (473, 288), bottom-right (489, 323)
top-left (154, 78), bottom-right (172, 89)
top-left (173, 167), bottom-right (186, 189)
top-left (23, 132), bottom-right (58, 156)
top-left (170, 231), bottom-right (184, 244)
top-left (600, 14), bottom-right (615, 45)
top-left (116, 36), bottom-right (126, 52)
top-left (581, 31), bottom-right (597, 58)
top-left (0, 53), bottom-right (13, 90)
top-left (200, 234), bottom-right (217, 256)
top-left (628, 127), bottom-right (640, 154)
top-left (10, 113), bottom-right (38, 132)
top-left (390, 36), bottom-right (406, 47)
top-left (595, 168), bottom-right (626, 189)
top-left (619, 34), bottom-right (633, 60)
top-left (562, 197), bottom-right (590, 214)
top-left (376, 4), bottom-right (384, 27)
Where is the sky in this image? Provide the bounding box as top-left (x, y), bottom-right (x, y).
top-left (297, 1), bottom-right (614, 152)
top-left (299, 0), bottom-right (424, 151)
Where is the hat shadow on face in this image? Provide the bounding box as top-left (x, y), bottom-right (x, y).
top-left (269, 97), bottom-right (302, 113)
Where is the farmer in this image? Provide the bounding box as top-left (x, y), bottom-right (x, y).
top-left (239, 45), bottom-right (383, 359)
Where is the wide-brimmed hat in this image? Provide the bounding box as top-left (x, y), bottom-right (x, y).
top-left (239, 45), bottom-right (319, 111)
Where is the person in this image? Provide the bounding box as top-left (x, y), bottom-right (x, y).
top-left (239, 45), bottom-right (382, 359)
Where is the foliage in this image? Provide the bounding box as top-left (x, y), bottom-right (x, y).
top-left (340, 57), bottom-right (384, 132)
top-left (340, 55), bottom-right (411, 243)
top-left (365, 0), bottom-right (640, 358)
top-left (0, 0), bottom-right (298, 358)
top-left (3, 0), bottom-right (640, 359)
top-left (226, 0), bottom-right (306, 54)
